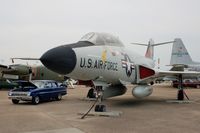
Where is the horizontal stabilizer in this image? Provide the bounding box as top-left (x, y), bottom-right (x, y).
top-left (131, 41), bottom-right (174, 46)
top-left (131, 39), bottom-right (174, 59)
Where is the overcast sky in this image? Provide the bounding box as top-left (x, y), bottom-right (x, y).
top-left (0, 0), bottom-right (200, 69)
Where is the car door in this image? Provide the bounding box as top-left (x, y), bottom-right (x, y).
top-left (51, 82), bottom-right (59, 98)
top-left (41, 82), bottom-right (53, 100)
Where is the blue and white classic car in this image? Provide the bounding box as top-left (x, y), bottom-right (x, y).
top-left (8, 80), bottom-right (67, 104)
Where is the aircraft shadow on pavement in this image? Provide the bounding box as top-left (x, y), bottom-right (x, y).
top-left (108, 98), bottom-right (167, 108)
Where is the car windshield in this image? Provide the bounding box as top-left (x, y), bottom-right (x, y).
top-left (32, 81), bottom-right (47, 88)
top-left (79, 32), bottom-right (124, 47)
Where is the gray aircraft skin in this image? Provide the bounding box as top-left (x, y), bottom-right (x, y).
top-left (37, 32), bottom-right (200, 104)
top-left (170, 38), bottom-right (200, 71)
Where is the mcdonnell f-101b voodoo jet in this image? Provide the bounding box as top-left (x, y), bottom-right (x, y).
top-left (16, 32), bottom-right (200, 112)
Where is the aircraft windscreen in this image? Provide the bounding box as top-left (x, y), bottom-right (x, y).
top-left (79, 32), bottom-right (124, 47)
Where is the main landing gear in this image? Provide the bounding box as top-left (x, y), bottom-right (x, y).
top-left (177, 74), bottom-right (189, 101)
top-left (81, 86), bottom-right (106, 119)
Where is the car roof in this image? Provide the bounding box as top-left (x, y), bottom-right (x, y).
top-left (31, 80), bottom-right (57, 82)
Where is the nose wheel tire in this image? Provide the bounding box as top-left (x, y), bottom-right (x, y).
top-left (32, 96), bottom-right (40, 104)
top-left (95, 104), bottom-right (106, 112)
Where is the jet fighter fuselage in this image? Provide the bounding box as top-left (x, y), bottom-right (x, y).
top-left (40, 32), bottom-right (155, 85)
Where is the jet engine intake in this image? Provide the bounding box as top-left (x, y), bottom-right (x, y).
top-left (132, 85), bottom-right (153, 98)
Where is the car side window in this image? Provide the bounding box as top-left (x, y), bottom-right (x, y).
top-left (45, 82), bottom-right (52, 88)
top-left (52, 82), bottom-right (58, 88)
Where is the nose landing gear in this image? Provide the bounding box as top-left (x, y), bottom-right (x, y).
top-left (81, 86), bottom-right (106, 119)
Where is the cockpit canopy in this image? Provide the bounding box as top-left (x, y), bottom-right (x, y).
top-left (79, 32), bottom-right (124, 47)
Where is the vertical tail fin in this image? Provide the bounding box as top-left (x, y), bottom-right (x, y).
top-left (145, 39), bottom-right (154, 59)
top-left (170, 38), bottom-right (193, 65)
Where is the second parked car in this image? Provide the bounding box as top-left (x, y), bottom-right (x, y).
top-left (172, 79), bottom-right (200, 88)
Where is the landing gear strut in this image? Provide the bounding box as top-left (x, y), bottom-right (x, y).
top-left (94, 86), bottom-right (106, 112)
top-left (177, 74), bottom-right (189, 100)
top-left (177, 89), bottom-right (184, 100)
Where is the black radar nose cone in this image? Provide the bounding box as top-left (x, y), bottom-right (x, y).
top-left (40, 45), bottom-right (77, 75)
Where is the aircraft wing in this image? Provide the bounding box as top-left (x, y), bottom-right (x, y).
top-left (152, 69), bottom-right (200, 83)
top-left (155, 70), bottom-right (200, 78)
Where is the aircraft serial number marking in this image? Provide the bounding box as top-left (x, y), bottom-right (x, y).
top-left (80, 58), bottom-right (118, 71)
top-left (172, 52), bottom-right (188, 57)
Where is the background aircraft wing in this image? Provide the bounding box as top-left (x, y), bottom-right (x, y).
top-left (0, 64), bottom-right (10, 73)
top-left (0, 64), bottom-right (32, 76)
top-left (169, 65), bottom-right (185, 71)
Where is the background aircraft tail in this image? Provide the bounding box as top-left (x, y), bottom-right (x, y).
top-left (131, 39), bottom-right (174, 59)
top-left (170, 38), bottom-right (196, 65)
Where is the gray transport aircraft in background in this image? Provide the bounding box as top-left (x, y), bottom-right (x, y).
top-left (16, 32), bottom-right (200, 112)
top-left (170, 38), bottom-right (200, 72)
